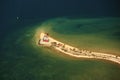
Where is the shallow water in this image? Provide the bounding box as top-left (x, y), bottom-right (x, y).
top-left (0, 17), bottom-right (120, 80)
top-left (36, 18), bottom-right (120, 55)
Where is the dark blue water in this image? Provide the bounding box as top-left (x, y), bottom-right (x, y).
top-left (1, 0), bottom-right (120, 20)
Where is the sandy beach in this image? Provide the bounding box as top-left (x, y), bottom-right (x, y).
top-left (39, 33), bottom-right (120, 64)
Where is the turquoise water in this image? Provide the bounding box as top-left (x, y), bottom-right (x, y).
top-left (0, 18), bottom-right (120, 80)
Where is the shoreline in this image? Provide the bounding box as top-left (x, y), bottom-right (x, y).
top-left (38, 33), bottom-right (120, 64)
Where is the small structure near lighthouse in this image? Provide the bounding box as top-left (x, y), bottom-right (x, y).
top-left (43, 34), bottom-right (49, 42)
top-left (38, 33), bottom-right (51, 46)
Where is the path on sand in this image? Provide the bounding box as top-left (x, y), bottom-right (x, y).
top-left (39, 33), bottom-right (120, 64)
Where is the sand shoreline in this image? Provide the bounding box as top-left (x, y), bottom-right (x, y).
top-left (38, 33), bottom-right (120, 64)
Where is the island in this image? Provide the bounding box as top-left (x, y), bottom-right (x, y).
top-left (38, 33), bottom-right (120, 64)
